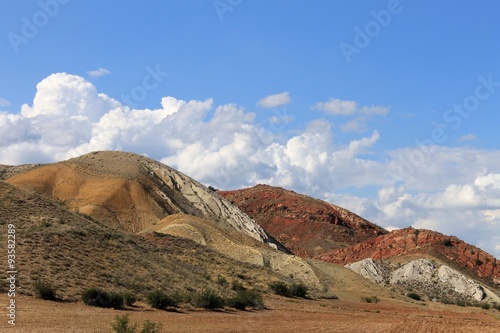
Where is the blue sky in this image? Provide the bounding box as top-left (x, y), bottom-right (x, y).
top-left (1, 1), bottom-right (500, 258)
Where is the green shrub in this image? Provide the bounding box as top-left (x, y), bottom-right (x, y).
top-left (33, 280), bottom-right (57, 301)
top-left (122, 291), bottom-right (137, 306)
top-left (192, 289), bottom-right (225, 309)
top-left (268, 281), bottom-right (290, 296)
top-left (146, 289), bottom-right (178, 310)
top-left (111, 315), bottom-right (163, 333)
top-left (442, 239), bottom-right (453, 247)
top-left (407, 292), bottom-right (421, 301)
top-left (480, 303), bottom-right (490, 310)
top-left (112, 315), bottom-right (138, 333)
top-left (289, 282), bottom-right (308, 298)
top-left (361, 296), bottom-right (380, 303)
top-left (140, 320), bottom-right (163, 333)
top-left (227, 289), bottom-right (264, 310)
top-left (82, 288), bottom-right (123, 309)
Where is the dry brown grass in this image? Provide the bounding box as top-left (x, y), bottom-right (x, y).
top-left (0, 181), bottom-right (288, 301)
top-left (1, 293), bottom-right (499, 332)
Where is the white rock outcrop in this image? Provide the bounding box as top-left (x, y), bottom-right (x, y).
top-left (345, 258), bottom-right (387, 284)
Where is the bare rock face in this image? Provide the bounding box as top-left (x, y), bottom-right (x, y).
top-left (142, 160), bottom-right (280, 248)
top-left (437, 265), bottom-right (486, 302)
top-left (218, 184), bottom-right (387, 257)
top-left (345, 258), bottom-right (500, 304)
top-left (319, 228), bottom-right (500, 286)
top-left (345, 258), bottom-right (387, 284)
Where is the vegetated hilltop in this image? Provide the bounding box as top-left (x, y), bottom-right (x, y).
top-left (5, 151), bottom-right (281, 249)
top-left (218, 184), bottom-right (388, 257)
top-left (319, 228), bottom-right (500, 288)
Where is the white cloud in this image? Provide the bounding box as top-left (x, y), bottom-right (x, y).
top-left (457, 133), bottom-right (477, 142)
top-left (312, 98), bottom-right (357, 115)
top-left (1, 72), bottom-right (499, 259)
top-left (87, 68), bottom-right (111, 78)
top-left (312, 98), bottom-right (390, 117)
top-left (256, 92), bottom-right (291, 108)
top-left (0, 97), bottom-right (11, 107)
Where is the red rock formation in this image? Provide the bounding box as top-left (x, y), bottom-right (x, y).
top-left (318, 227), bottom-right (500, 286)
top-left (218, 184), bottom-right (387, 257)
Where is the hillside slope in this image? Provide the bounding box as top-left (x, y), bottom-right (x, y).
top-left (5, 151), bottom-right (282, 250)
top-left (218, 184), bottom-right (388, 257)
top-left (0, 180), bottom-right (315, 300)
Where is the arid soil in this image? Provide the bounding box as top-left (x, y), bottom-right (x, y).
top-left (1, 294), bottom-right (499, 333)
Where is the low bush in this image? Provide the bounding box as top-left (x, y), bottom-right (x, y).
top-left (480, 303), bottom-right (490, 310)
top-left (122, 291), bottom-right (137, 306)
top-left (33, 280), bottom-right (57, 301)
top-left (227, 289), bottom-right (264, 310)
top-left (289, 282), bottom-right (308, 298)
top-left (111, 315), bottom-right (163, 333)
top-left (442, 239), bottom-right (453, 247)
top-left (82, 288), bottom-right (123, 309)
top-left (361, 296), bottom-right (380, 303)
top-left (192, 289), bottom-right (225, 309)
top-left (111, 315), bottom-right (137, 333)
top-left (268, 281), bottom-right (290, 296)
top-left (146, 289), bottom-right (178, 310)
top-left (269, 281), bottom-right (308, 298)
top-left (407, 292), bottom-right (421, 301)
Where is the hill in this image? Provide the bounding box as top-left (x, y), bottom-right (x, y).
top-left (0, 151), bottom-right (382, 302)
top-left (218, 184), bottom-right (388, 257)
top-left (318, 227), bottom-right (500, 288)
top-left (0, 180), bottom-right (288, 300)
top-left (5, 151), bottom-right (282, 249)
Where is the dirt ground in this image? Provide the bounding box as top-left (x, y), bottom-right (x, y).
top-left (1, 293), bottom-right (499, 333)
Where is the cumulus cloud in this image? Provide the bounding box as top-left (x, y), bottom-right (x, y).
top-left (87, 68), bottom-right (111, 78)
top-left (1, 73), bottom-right (499, 258)
top-left (256, 92), bottom-right (291, 108)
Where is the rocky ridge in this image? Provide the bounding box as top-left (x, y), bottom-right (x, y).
top-left (319, 227), bottom-right (500, 286)
top-left (218, 184), bottom-right (388, 257)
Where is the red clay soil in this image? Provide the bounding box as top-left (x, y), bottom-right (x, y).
top-left (218, 184), bottom-right (387, 258)
top-left (319, 227), bottom-right (500, 286)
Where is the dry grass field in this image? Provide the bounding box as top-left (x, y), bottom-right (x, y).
top-left (1, 293), bottom-right (499, 333)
